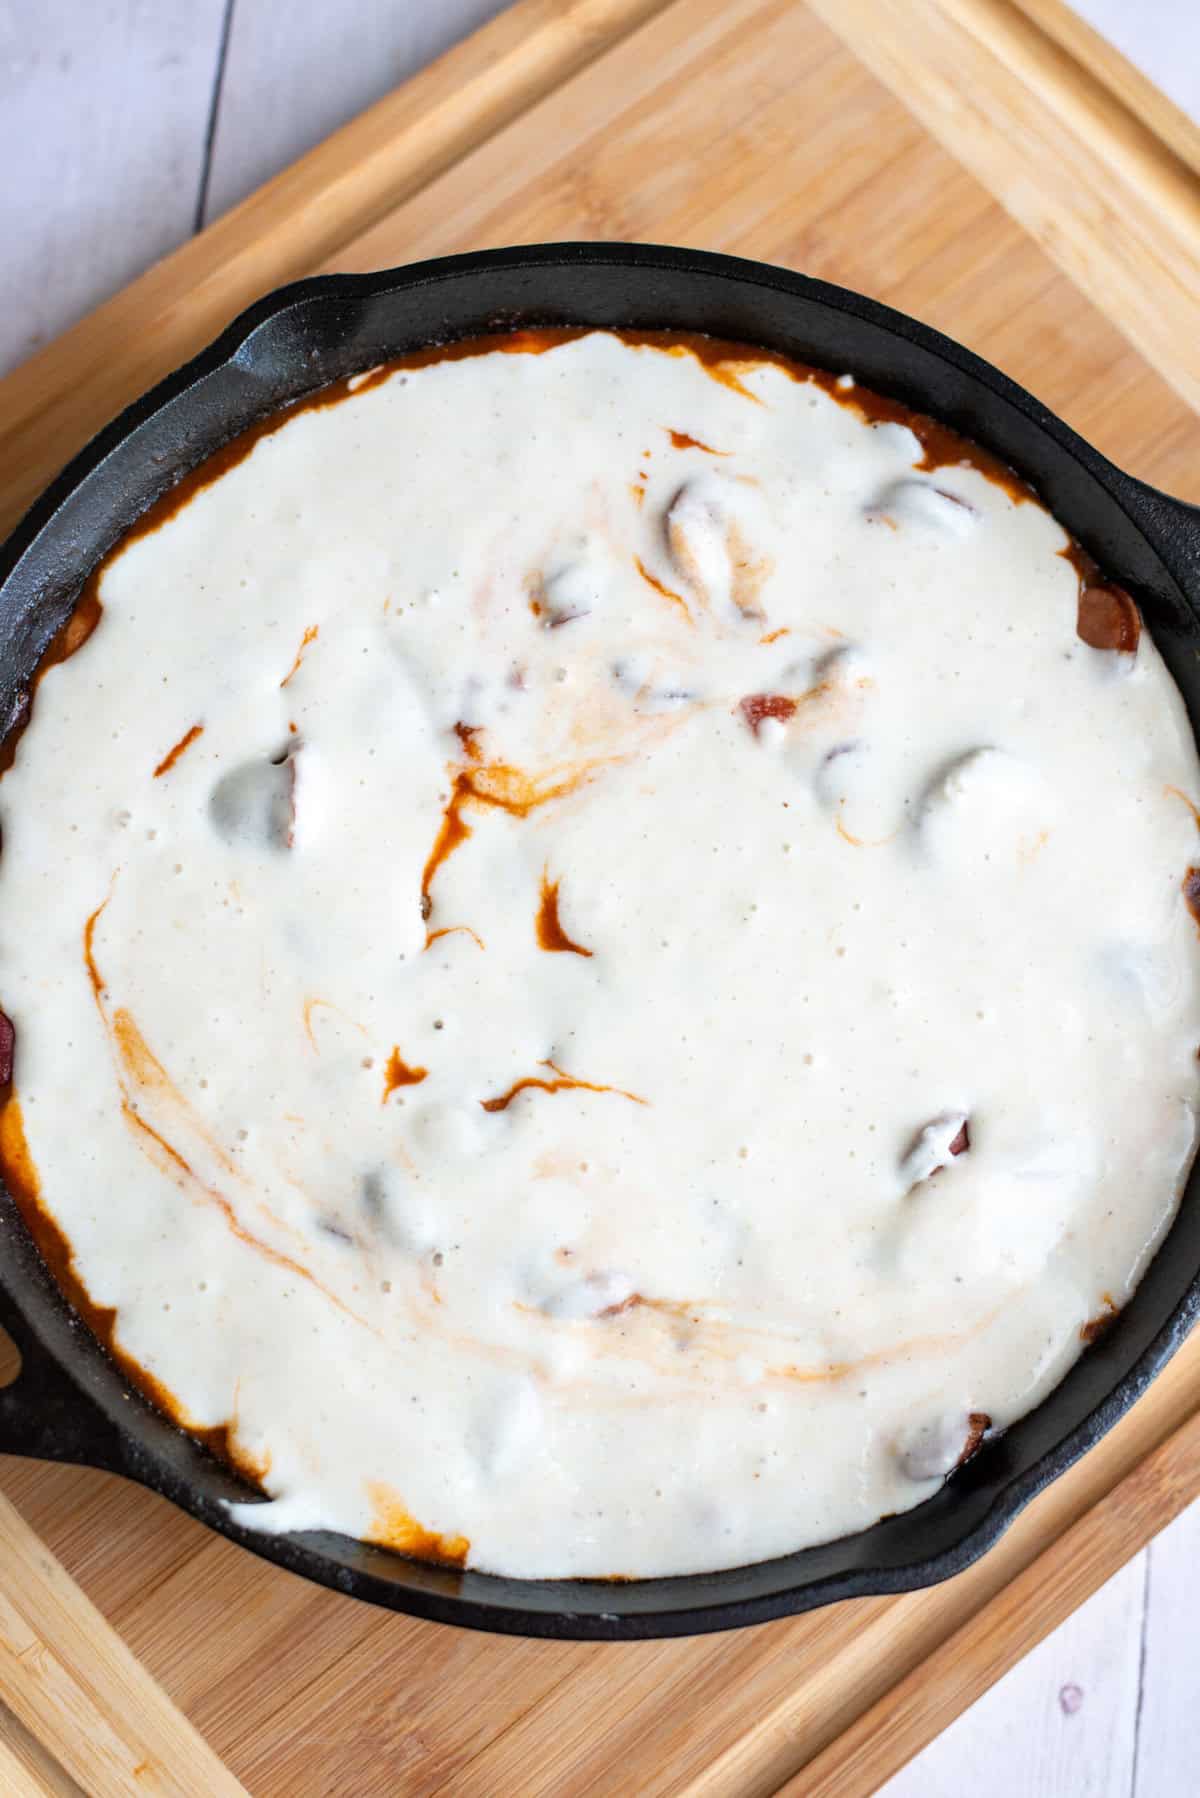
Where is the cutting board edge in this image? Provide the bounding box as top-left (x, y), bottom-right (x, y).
top-left (1, 1), bottom-right (1198, 1794)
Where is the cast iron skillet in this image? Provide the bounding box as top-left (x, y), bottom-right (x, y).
top-left (1, 243), bottom-right (1199, 1641)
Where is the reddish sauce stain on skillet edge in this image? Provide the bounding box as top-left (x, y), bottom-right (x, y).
top-left (1080, 1295), bottom-right (1121, 1344)
top-left (959, 1411), bottom-right (991, 1466)
top-left (363, 1482), bottom-right (470, 1567)
top-left (0, 574), bottom-right (103, 780)
top-left (0, 322), bottom-right (1158, 1556)
top-left (0, 1093), bottom-right (269, 1487)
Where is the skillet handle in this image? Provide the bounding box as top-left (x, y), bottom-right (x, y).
top-left (1113, 475), bottom-right (1200, 622)
top-left (0, 1283), bottom-right (127, 1474)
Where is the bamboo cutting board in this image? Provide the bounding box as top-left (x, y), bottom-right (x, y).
top-left (2, 1), bottom-right (1200, 1793)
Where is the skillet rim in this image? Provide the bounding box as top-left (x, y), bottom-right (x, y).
top-left (0, 240), bottom-right (1197, 1639)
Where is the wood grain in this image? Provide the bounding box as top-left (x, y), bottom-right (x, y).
top-left (1, 0), bottom-right (1199, 1794)
top-left (1018, 0), bottom-right (1200, 179)
top-left (0, 1487), bottom-right (245, 1796)
top-left (805, 0), bottom-right (1200, 415)
top-left (0, 1327), bottom-right (21, 1390)
top-left (0, 1699), bottom-right (84, 1798)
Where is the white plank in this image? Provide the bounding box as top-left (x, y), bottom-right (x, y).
top-left (0, 0), bottom-right (227, 381)
top-left (881, 1552), bottom-right (1145, 1798)
top-left (1132, 1496), bottom-right (1200, 1795)
top-left (201, 0), bottom-right (513, 224)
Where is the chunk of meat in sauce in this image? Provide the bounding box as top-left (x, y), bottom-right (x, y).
top-left (864, 478), bottom-right (978, 538)
top-left (665, 474), bottom-right (770, 620)
top-left (208, 743), bottom-right (300, 850)
top-left (814, 740), bottom-right (867, 808)
top-left (917, 747), bottom-right (1002, 825)
top-left (916, 747), bottom-right (1047, 863)
top-left (739, 694), bottom-right (797, 738)
top-left (1184, 867), bottom-right (1200, 931)
top-left (896, 1408), bottom-right (990, 1481)
top-left (531, 559), bottom-right (600, 629)
top-left (1077, 585), bottom-right (1140, 655)
top-left (900, 1112), bottom-right (970, 1189)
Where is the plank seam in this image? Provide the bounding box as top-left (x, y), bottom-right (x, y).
top-left (1130, 1547), bottom-right (1152, 1798)
top-left (193, 0), bottom-right (239, 235)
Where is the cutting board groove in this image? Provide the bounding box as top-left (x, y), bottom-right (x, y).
top-left (1, 1), bottom-right (1198, 1793)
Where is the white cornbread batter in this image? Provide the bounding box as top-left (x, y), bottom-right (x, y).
top-left (2, 328), bottom-right (1199, 1579)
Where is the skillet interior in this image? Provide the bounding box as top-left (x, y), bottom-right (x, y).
top-left (0, 243), bottom-right (1198, 1639)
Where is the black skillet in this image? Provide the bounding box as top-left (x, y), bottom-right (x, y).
top-left (1, 243), bottom-right (1198, 1641)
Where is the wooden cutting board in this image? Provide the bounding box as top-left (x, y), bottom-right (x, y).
top-left (2, 2), bottom-right (1199, 1793)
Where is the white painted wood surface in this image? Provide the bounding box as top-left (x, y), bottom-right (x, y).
top-left (885, 1554), bottom-right (1146, 1798)
top-left (203, 0), bottom-right (511, 221)
top-left (0, 0), bottom-right (228, 377)
top-left (1, 3), bottom-right (1198, 1793)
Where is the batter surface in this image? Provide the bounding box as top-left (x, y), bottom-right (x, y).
top-left (2, 328), bottom-right (1199, 1578)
